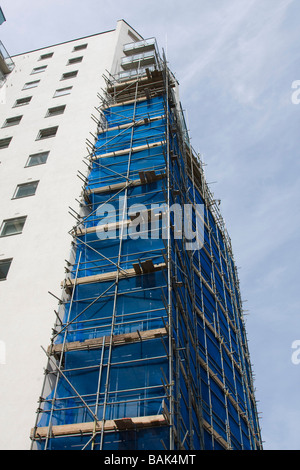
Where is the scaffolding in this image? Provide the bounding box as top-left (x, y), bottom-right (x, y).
top-left (30, 38), bottom-right (262, 451)
top-left (0, 40), bottom-right (14, 88)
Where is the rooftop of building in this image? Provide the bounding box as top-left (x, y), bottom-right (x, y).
top-left (10, 19), bottom-right (143, 58)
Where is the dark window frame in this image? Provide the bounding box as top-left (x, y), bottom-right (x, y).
top-left (25, 151), bottom-right (49, 168)
top-left (23, 80), bottom-right (40, 90)
top-left (73, 44), bottom-right (87, 52)
top-left (53, 86), bottom-right (73, 98)
top-left (2, 115), bottom-right (23, 128)
top-left (45, 105), bottom-right (66, 118)
top-left (39, 52), bottom-right (54, 61)
top-left (61, 70), bottom-right (78, 80)
top-left (0, 137), bottom-right (12, 149)
top-left (13, 96), bottom-right (32, 107)
top-left (36, 126), bottom-right (58, 140)
top-left (0, 258), bottom-right (13, 281)
top-left (31, 65), bottom-right (47, 75)
top-left (12, 181), bottom-right (39, 199)
top-left (0, 216), bottom-right (27, 238)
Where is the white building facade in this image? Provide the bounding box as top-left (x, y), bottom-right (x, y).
top-left (0, 20), bottom-right (143, 450)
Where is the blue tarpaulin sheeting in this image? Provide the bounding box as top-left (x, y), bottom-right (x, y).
top-left (34, 94), bottom-right (259, 451)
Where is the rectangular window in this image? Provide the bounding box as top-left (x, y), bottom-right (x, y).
top-left (23, 80), bottom-right (40, 90)
top-left (0, 216), bottom-right (26, 237)
top-left (53, 86), bottom-right (72, 98)
top-left (36, 126), bottom-right (58, 140)
top-left (0, 137), bottom-right (12, 149)
top-left (73, 44), bottom-right (87, 51)
top-left (61, 70), bottom-right (78, 80)
top-left (0, 259), bottom-right (12, 281)
top-left (25, 151), bottom-right (49, 167)
top-left (45, 105), bottom-right (66, 117)
top-left (13, 96), bottom-right (32, 107)
top-left (39, 52), bottom-right (53, 60)
top-left (2, 115), bottom-right (22, 128)
top-left (67, 56), bottom-right (83, 65)
top-left (31, 65), bottom-right (47, 74)
top-left (13, 181), bottom-right (39, 199)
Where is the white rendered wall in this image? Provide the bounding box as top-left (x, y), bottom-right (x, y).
top-left (0, 20), bottom-right (142, 450)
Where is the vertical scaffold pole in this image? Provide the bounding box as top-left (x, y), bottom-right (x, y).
top-left (163, 57), bottom-right (174, 452)
top-left (99, 78), bottom-right (140, 450)
top-left (44, 250), bottom-right (82, 450)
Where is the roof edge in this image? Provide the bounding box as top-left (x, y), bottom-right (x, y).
top-left (116, 19), bottom-right (144, 40)
top-left (11, 27), bottom-right (116, 58)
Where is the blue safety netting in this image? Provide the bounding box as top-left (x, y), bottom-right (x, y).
top-left (35, 93), bottom-right (260, 451)
top-left (71, 230), bottom-right (165, 278)
top-left (95, 118), bottom-right (166, 154)
top-left (38, 337), bottom-right (168, 430)
top-left (35, 426), bottom-right (170, 450)
top-left (103, 96), bottom-right (165, 128)
top-left (56, 270), bottom-right (167, 344)
top-left (87, 147), bottom-right (166, 191)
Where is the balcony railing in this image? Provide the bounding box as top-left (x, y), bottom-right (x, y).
top-left (117, 65), bottom-right (157, 82)
top-left (123, 38), bottom-right (156, 56)
top-left (121, 50), bottom-right (158, 70)
top-left (0, 40), bottom-right (14, 76)
top-left (0, 7), bottom-right (6, 26)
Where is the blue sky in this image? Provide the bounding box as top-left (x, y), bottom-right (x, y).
top-left (1, 0), bottom-right (300, 450)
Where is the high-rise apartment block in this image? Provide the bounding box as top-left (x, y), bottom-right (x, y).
top-left (0, 19), bottom-right (262, 451)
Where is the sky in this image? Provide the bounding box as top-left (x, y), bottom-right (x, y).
top-left (1, 0), bottom-right (300, 451)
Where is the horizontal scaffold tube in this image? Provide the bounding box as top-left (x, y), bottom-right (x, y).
top-left (31, 414), bottom-right (168, 439)
top-left (73, 207), bottom-right (163, 236)
top-left (62, 261), bottom-right (167, 290)
top-left (85, 171), bottom-right (166, 196)
top-left (48, 327), bottom-right (167, 356)
top-left (91, 140), bottom-right (166, 160)
top-left (98, 114), bottom-right (165, 134)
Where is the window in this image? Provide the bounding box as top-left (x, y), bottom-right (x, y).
top-left (67, 56), bottom-right (83, 65)
top-left (53, 86), bottom-right (72, 98)
top-left (2, 115), bottom-right (22, 128)
top-left (36, 126), bottom-right (58, 140)
top-left (0, 259), bottom-right (12, 281)
top-left (23, 80), bottom-right (40, 90)
top-left (45, 105), bottom-right (66, 117)
top-left (25, 151), bottom-right (49, 167)
top-left (13, 181), bottom-right (39, 199)
top-left (0, 137), bottom-right (12, 149)
top-left (0, 216), bottom-right (26, 237)
top-left (39, 52), bottom-right (53, 60)
top-left (73, 44), bottom-right (87, 51)
top-left (61, 70), bottom-right (78, 80)
top-left (31, 65), bottom-right (47, 74)
top-left (14, 96), bottom-right (32, 107)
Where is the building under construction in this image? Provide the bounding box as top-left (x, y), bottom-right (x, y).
top-left (0, 17), bottom-right (262, 450)
top-left (27, 36), bottom-right (262, 450)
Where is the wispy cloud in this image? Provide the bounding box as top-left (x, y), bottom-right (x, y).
top-left (178, 0), bottom-right (294, 106)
